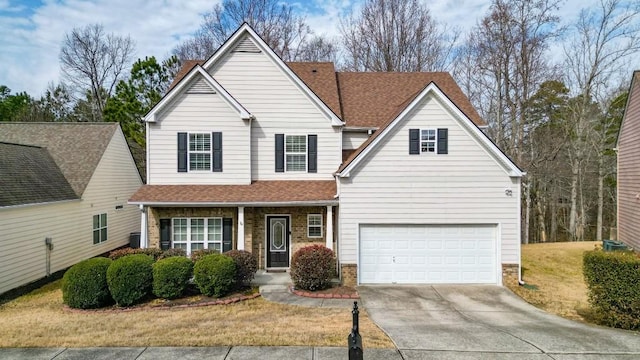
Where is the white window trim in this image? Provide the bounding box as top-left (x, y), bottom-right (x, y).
top-left (420, 128), bottom-right (437, 154)
top-left (285, 134), bottom-right (307, 172)
top-left (188, 133), bottom-right (211, 171)
top-left (93, 213), bottom-right (108, 244)
top-left (307, 214), bottom-right (323, 238)
top-left (172, 217), bottom-right (223, 255)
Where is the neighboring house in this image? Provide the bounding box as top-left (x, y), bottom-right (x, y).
top-left (129, 23), bottom-right (524, 286)
top-left (617, 70), bottom-right (640, 250)
top-left (0, 123), bottom-right (142, 295)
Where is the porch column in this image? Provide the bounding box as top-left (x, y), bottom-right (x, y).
top-left (238, 206), bottom-right (245, 250)
top-left (326, 206), bottom-right (333, 250)
top-left (139, 205), bottom-right (147, 248)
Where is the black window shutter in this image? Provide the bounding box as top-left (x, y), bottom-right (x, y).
top-left (437, 128), bottom-right (448, 154)
top-left (160, 219), bottom-right (171, 250)
top-left (212, 132), bottom-right (223, 172)
top-left (409, 129), bottom-right (420, 154)
top-left (275, 134), bottom-right (284, 172)
top-left (308, 134), bottom-right (317, 173)
top-left (177, 132), bottom-right (188, 172)
top-left (222, 218), bottom-right (233, 252)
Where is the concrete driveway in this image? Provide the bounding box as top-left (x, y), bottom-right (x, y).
top-left (359, 285), bottom-right (640, 359)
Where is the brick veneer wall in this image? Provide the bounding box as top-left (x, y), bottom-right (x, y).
top-left (341, 264), bottom-right (357, 287)
top-left (502, 263), bottom-right (519, 284)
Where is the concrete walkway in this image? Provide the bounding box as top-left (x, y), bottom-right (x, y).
top-left (253, 270), bottom-right (355, 308)
top-left (0, 346), bottom-right (402, 360)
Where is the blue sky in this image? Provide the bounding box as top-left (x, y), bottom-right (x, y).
top-left (0, 0), bottom-right (632, 96)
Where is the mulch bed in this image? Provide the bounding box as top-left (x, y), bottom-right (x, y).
top-left (64, 286), bottom-right (260, 313)
top-left (290, 285), bottom-right (359, 299)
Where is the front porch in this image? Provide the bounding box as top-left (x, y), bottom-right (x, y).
top-left (145, 205), bottom-right (337, 270)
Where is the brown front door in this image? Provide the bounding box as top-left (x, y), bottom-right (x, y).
top-left (267, 216), bottom-right (289, 268)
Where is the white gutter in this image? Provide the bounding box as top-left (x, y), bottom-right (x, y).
top-left (0, 198), bottom-right (81, 211)
top-left (128, 200), bottom-right (339, 207)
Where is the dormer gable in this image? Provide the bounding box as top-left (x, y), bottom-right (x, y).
top-left (202, 23), bottom-right (344, 127)
top-left (145, 65), bottom-right (252, 123)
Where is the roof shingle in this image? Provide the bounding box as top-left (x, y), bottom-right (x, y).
top-left (0, 123), bottom-right (118, 196)
top-left (129, 181), bottom-right (337, 204)
top-left (0, 142), bottom-right (78, 207)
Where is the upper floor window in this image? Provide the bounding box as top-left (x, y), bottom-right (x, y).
top-left (189, 133), bottom-right (211, 170)
top-left (421, 129), bottom-right (436, 153)
top-left (286, 135), bottom-right (307, 171)
top-left (178, 132), bottom-right (222, 173)
top-left (409, 128), bottom-right (448, 155)
top-left (275, 134), bottom-right (317, 173)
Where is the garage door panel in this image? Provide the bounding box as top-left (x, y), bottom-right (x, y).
top-left (359, 224), bottom-right (497, 284)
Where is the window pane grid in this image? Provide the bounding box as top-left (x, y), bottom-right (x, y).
top-left (92, 213), bottom-right (108, 244)
top-left (307, 214), bottom-right (322, 238)
top-left (285, 135), bottom-right (306, 172)
top-left (189, 133), bottom-right (211, 170)
top-left (172, 218), bottom-right (223, 255)
top-left (421, 129), bottom-right (436, 153)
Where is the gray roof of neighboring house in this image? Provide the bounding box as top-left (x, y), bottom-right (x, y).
top-left (0, 142), bottom-right (78, 207)
top-left (0, 122), bottom-right (118, 198)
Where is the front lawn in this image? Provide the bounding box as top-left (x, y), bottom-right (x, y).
top-left (0, 280), bottom-right (393, 348)
top-left (506, 241), bottom-right (597, 321)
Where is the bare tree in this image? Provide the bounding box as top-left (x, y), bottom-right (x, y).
top-left (562, 0), bottom-right (640, 240)
top-left (340, 0), bottom-right (459, 72)
top-left (297, 35), bottom-right (340, 63)
top-left (60, 24), bottom-right (134, 121)
top-left (456, 0), bottom-right (563, 244)
top-left (173, 0), bottom-right (315, 61)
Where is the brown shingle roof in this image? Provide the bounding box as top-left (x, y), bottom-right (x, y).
top-left (168, 61), bottom-right (483, 128)
top-left (287, 62), bottom-right (342, 117)
top-left (0, 123), bottom-right (118, 196)
top-left (168, 60), bottom-right (204, 91)
top-left (129, 180), bottom-right (337, 204)
top-left (0, 142), bottom-right (78, 206)
top-left (336, 72), bottom-right (484, 128)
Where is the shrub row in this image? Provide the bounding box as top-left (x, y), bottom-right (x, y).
top-left (108, 247), bottom-right (186, 261)
top-left (583, 249), bottom-right (640, 330)
top-left (63, 249), bottom-right (259, 309)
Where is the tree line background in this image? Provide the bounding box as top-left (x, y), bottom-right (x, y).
top-left (1, 0), bottom-right (639, 244)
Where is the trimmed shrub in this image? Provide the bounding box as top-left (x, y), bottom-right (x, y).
top-left (191, 248), bottom-right (219, 263)
top-left (109, 248), bottom-right (163, 261)
top-left (152, 256), bottom-right (194, 299)
top-left (193, 254), bottom-right (236, 297)
top-left (107, 254), bottom-right (154, 306)
top-left (290, 245), bottom-right (336, 291)
top-left (224, 250), bottom-right (258, 286)
top-left (158, 248), bottom-right (187, 261)
top-left (62, 257), bottom-right (113, 309)
top-left (583, 249), bottom-right (640, 330)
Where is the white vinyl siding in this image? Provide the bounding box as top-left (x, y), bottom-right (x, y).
top-left (342, 131), bottom-right (370, 150)
top-left (208, 42), bottom-right (340, 180)
top-left (148, 77), bottom-right (251, 185)
top-left (0, 128), bottom-right (142, 295)
top-left (339, 94), bottom-right (520, 270)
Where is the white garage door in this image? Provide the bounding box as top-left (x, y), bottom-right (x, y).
top-left (359, 225), bottom-right (497, 284)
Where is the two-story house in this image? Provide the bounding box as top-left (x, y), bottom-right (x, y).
top-left (129, 24), bottom-right (524, 286)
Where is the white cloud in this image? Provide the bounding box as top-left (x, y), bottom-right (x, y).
top-left (0, 0), bottom-right (217, 96)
